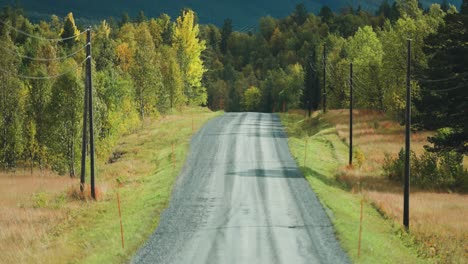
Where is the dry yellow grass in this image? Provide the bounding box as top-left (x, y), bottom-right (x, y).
top-left (323, 109), bottom-right (467, 263)
top-left (326, 109), bottom-right (432, 173)
top-left (368, 191), bottom-right (468, 263)
top-left (0, 171), bottom-right (74, 263)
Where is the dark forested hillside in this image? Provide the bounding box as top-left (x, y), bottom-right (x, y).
top-left (0, 0), bottom-right (462, 27)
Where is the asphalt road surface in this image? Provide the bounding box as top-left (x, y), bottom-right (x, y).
top-left (132, 113), bottom-right (349, 264)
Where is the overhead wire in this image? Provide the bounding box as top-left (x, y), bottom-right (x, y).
top-left (420, 83), bottom-right (468, 93)
top-left (413, 72), bottom-right (468, 83)
top-left (0, 42), bottom-right (89, 62)
top-left (0, 19), bottom-right (91, 79)
top-left (0, 19), bottom-right (88, 41)
top-left (0, 56), bottom-right (89, 80)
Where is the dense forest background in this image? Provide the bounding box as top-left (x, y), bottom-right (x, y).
top-left (0, 0), bottom-right (460, 27)
top-left (0, 0), bottom-right (466, 186)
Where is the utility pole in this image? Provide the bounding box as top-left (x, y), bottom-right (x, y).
top-left (323, 45), bottom-right (327, 113)
top-left (349, 63), bottom-right (353, 166)
top-left (80, 27), bottom-right (96, 199)
top-left (404, 39), bottom-right (411, 229)
top-left (87, 27), bottom-right (96, 200)
top-left (80, 52), bottom-right (89, 192)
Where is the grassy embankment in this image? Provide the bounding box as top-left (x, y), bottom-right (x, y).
top-left (281, 110), bottom-right (466, 264)
top-left (0, 107), bottom-right (221, 264)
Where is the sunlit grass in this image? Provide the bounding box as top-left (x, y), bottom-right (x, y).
top-left (282, 109), bottom-right (467, 263)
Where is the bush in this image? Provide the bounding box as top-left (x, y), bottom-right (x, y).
top-left (383, 148), bottom-right (468, 191)
top-left (353, 147), bottom-right (366, 169)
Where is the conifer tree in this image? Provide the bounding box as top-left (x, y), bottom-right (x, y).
top-left (60, 12), bottom-right (80, 48)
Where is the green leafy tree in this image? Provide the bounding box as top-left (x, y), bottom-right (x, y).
top-left (0, 28), bottom-right (23, 169)
top-left (47, 59), bottom-right (83, 176)
top-left (346, 26), bottom-right (384, 109)
top-left (243, 86), bottom-right (261, 111)
top-left (130, 23), bottom-right (162, 119)
top-left (160, 46), bottom-right (185, 110)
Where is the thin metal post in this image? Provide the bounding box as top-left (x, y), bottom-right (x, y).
top-left (87, 27), bottom-right (96, 200)
top-left (349, 63), bottom-right (353, 166)
top-left (404, 39), bottom-right (411, 229)
top-left (323, 45), bottom-right (327, 113)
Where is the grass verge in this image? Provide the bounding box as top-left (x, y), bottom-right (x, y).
top-left (280, 111), bottom-right (426, 264)
top-left (1, 107), bottom-right (221, 264)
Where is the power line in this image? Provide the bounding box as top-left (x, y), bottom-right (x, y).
top-left (0, 42), bottom-right (89, 62)
top-left (420, 83), bottom-right (468, 93)
top-left (414, 73), bottom-right (468, 83)
top-left (0, 56), bottom-right (89, 80)
top-left (0, 19), bottom-right (88, 41)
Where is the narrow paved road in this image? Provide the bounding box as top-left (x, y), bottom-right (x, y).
top-left (132, 113), bottom-right (349, 264)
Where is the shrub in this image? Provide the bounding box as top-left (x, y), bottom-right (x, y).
top-left (353, 147), bottom-right (366, 169)
top-left (383, 148), bottom-right (468, 191)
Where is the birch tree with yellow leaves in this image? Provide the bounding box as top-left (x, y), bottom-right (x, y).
top-left (173, 10), bottom-right (207, 105)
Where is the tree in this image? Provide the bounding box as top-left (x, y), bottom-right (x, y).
top-left (396, 0), bottom-right (423, 19)
top-left (0, 28), bottom-right (23, 169)
top-left (158, 14), bottom-right (173, 45)
top-left (416, 7), bottom-right (468, 154)
top-left (160, 46), bottom-right (185, 110)
top-left (319, 6), bottom-right (334, 24)
top-left (24, 66), bottom-right (52, 170)
top-left (243, 86), bottom-right (261, 111)
top-left (220, 18), bottom-right (232, 54)
top-left (293, 3), bottom-right (308, 25)
top-left (259, 16), bottom-right (277, 40)
top-left (60, 12), bottom-right (80, 48)
top-left (346, 26), bottom-right (384, 109)
top-left (94, 20), bottom-right (116, 71)
top-left (47, 59), bottom-right (83, 176)
top-left (377, 0), bottom-right (391, 18)
top-left (135, 10), bottom-right (147, 23)
top-left (463, 0), bottom-right (468, 14)
top-left (303, 49), bottom-right (320, 115)
top-left (130, 23), bottom-right (162, 119)
top-left (120, 12), bottom-right (131, 27)
top-left (173, 9), bottom-right (207, 105)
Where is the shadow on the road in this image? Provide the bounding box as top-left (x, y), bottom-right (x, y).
top-left (206, 130), bottom-right (287, 138)
top-left (233, 123), bottom-right (283, 128)
top-left (227, 167), bottom-right (303, 178)
top-left (247, 130), bottom-right (287, 138)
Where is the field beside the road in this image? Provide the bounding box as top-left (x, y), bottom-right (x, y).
top-left (281, 109), bottom-right (467, 263)
top-left (0, 108), bottom-right (221, 264)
